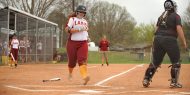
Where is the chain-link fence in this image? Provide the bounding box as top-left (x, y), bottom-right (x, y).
top-left (0, 7), bottom-right (58, 64)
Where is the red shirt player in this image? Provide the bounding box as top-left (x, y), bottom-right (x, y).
top-left (99, 35), bottom-right (109, 66)
top-left (65, 5), bottom-right (90, 85)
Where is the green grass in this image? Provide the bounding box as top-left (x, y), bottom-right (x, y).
top-left (87, 51), bottom-right (190, 64)
top-left (88, 51), bottom-right (151, 64)
top-left (54, 48), bottom-right (190, 64)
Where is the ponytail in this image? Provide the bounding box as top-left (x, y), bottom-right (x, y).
top-left (65, 12), bottom-right (76, 28)
top-left (68, 12), bottom-right (76, 18)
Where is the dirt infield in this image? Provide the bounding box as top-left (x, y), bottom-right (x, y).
top-left (0, 63), bottom-right (189, 95)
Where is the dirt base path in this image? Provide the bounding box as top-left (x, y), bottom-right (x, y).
top-left (0, 63), bottom-right (189, 95)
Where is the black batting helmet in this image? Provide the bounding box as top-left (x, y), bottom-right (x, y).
top-left (164, 0), bottom-right (177, 11)
top-left (75, 5), bottom-right (87, 14)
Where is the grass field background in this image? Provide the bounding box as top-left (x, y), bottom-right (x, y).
top-left (57, 48), bottom-right (190, 64)
top-left (0, 48), bottom-right (189, 65)
top-left (87, 51), bottom-right (190, 64)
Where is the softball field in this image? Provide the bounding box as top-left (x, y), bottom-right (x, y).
top-left (0, 63), bottom-right (189, 95)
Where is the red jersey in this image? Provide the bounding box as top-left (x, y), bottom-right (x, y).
top-left (99, 39), bottom-right (109, 51)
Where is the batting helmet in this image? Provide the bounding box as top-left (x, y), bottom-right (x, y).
top-left (76, 5), bottom-right (87, 14)
top-left (164, 0), bottom-right (177, 11)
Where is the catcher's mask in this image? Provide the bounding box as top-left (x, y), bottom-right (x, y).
top-left (164, 0), bottom-right (177, 11)
top-left (76, 5), bottom-right (86, 15)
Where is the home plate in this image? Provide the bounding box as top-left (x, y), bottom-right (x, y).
top-left (78, 90), bottom-right (104, 94)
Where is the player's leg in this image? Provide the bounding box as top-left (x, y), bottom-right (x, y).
top-left (101, 52), bottom-right (104, 66)
top-left (103, 52), bottom-right (109, 66)
top-left (165, 39), bottom-right (182, 88)
top-left (9, 48), bottom-right (14, 67)
top-left (12, 49), bottom-right (16, 67)
top-left (66, 41), bottom-right (77, 80)
top-left (143, 38), bottom-right (165, 87)
top-left (9, 55), bottom-right (13, 67)
top-left (77, 41), bottom-right (90, 85)
top-left (12, 49), bottom-right (18, 68)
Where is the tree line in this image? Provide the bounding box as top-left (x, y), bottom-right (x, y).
top-left (0, 0), bottom-right (190, 48)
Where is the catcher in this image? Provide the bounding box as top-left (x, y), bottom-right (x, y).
top-left (142, 0), bottom-right (187, 88)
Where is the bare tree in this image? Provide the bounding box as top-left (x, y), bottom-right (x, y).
top-left (87, 1), bottom-right (136, 46)
top-left (47, 0), bottom-right (86, 47)
top-left (0, 0), bottom-right (72, 18)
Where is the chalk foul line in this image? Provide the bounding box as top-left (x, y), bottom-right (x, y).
top-left (6, 85), bottom-right (72, 92)
top-left (94, 64), bottom-right (144, 86)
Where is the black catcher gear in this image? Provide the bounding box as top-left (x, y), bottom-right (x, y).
top-left (169, 62), bottom-right (182, 88)
top-left (142, 63), bottom-right (158, 87)
top-left (164, 0), bottom-right (177, 11)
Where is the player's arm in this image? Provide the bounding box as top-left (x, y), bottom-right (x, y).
top-left (98, 41), bottom-right (101, 52)
top-left (65, 25), bottom-right (80, 34)
top-left (177, 25), bottom-right (187, 49)
top-left (107, 41), bottom-right (110, 51)
top-left (176, 15), bottom-right (187, 49)
top-left (65, 18), bottom-right (88, 33)
top-left (65, 17), bottom-right (79, 33)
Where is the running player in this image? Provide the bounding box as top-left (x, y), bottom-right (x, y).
top-left (65, 5), bottom-right (90, 85)
top-left (10, 34), bottom-right (19, 68)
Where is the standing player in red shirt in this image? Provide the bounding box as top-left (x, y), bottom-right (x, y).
top-left (65, 5), bottom-right (90, 85)
top-left (99, 35), bottom-right (109, 66)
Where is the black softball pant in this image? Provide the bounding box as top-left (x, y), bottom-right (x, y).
top-left (152, 35), bottom-right (180, 66)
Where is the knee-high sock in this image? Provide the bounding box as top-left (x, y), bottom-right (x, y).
top-left (79, 64), bottom-right (88, 79)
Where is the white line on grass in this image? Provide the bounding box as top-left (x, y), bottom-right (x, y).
top-left (94, 64), bottom-right (144, 86)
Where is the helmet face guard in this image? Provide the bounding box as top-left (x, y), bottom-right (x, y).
top-left (164, 0), bottom-right (177, 11)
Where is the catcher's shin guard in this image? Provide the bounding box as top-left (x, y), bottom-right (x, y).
top-left (170, 62), bottom-right (182, 88)
top-left (143, 63), bottom-right (158, 87)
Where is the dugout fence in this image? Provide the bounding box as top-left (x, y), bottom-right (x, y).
top-left (0, 6), bottom-right (58, 64)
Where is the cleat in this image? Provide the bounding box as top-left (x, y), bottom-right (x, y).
top-left (106, 62), bottom-right (109, 66)
top-left (169, 78), bottom-right (182, 88)
top-left (170, 83), bottom-right (182, 88)
top-left (14, 64), bottom-right (17, 68)
top-left (83, 76), bottom-right (90, 85)
top-left (9, 64), bottom-right (12, 67)
top-left (9, 64), bottom-right (13, 68)
top-left (142, 79), bottom-right (150, 88)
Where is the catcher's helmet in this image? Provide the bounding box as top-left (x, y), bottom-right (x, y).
top-left (164, 0), bottom-right (177, 11)
top-left (76, 5), bottom-right (86, 14)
